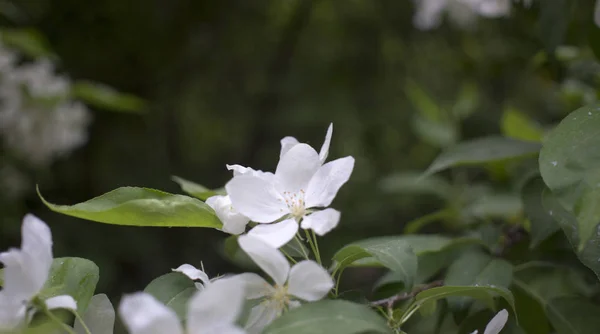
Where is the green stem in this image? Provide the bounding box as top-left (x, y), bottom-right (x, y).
top-left (293, 234), bottom-right (310, 260)
top-left (304, 229), bottom-right (321, 265)
top-left (42, 308), bottom-right (76, 334)
top-left (74, 311), bottom-right (93, 334)
top-left (404, 208), bottom-right (453, 234)
top-left (311, 230), bottom-right (322, 264)
top-left (280, 248), bottom-right (298, 264)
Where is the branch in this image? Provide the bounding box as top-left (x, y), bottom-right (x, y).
top-left (370, 280), bottom-right (444, 308)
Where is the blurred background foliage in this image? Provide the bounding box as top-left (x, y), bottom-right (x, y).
top-left (1, 0), bottom-right (599, 302)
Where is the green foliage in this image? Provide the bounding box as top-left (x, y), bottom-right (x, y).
top-left (74, 294), bottom-right (115, 334)
top-left (424, 136), bottom-right (541, 175)
top-left (71, 81), bottom-right (147, 113)
top-left (38, 186), bottom-right (222, 228)
top-left (143, 272), bottom-right (197, 320)
top-left (171, 176), bottom-right (224, 201)
top-left (521, 176), bottom-right (560, 248)
top-left (40, 257), bottom-right (99, 313)
top-left (263, 300), bottom-right (392, 334)
top-left (501, 109), bottom-right (544, 143)
top-left (0, 28), bottom-right (54, 58)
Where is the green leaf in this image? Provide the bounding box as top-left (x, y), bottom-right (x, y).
top-left (539, 0), bottom-right (570, 54)
top-left (71, 81), bottom-right (146, 113)
top-left (412, 115), bottom-right (458, 148)
top-left (521, 176), bottom-right (560, 248)
top-left (41, 257), bottom-right (99, 313)
top-left (452, 82), bottom-right (479, 120)
top-left (541, 188), bottom-right (600, 279)
top-left (379, 172), bottom-right (453, 199)
top-left (38, 186), bottom-right (222, 228)
top-left (144, 272), bottom-right (197, 320)
top-left (332, 238), bottom-right (417, 289)
top-left (546, 297), bottom-right (600, 334)
top-left (263, 300), bottom-right (392, 334)
top-left (539, 104), bottom-right (600, 250)
top-left (0, 28), bottom-right (54, 58)
top-left (74, 294), bottom-right (115, 334)
top-left (171, 176), bottom-right (224, 201)
top-left (465, 193), bottom-right (523, 220)
top-left (405, 79), bottom-right (442, 122)
top-left (444, 250), bottom-right (513, 311)
top-left (408, 286), bottom-right (516, 323)
top-left (424, 136), bottom-right (541, 175)
top-left (501, 108), bottom-right (543, 143)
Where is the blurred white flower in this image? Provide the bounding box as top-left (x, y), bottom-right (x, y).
top-left (0, 50), bottom-right (92, 166)
top-left (236, 236), bottom-right (333, 334)
top-left (119, 277), bottom-right (246, 334)
top-left (413, 0), bottom-right (511, 30)
top-left (226, 124), bottom-right (354, 248)
top-left (0, 214), bottom-right (77, 331)
top-left (172, 263), bottom-right (212, 291)
top-left (470, 309), bottom-right (509, 334)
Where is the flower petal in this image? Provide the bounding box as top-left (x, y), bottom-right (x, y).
top-left (226, 175), bottom-right (288, 223)
top-left (0, 293), bottom-right (26, 331)
top-left (187, 277), bottom-right (245, 334)
top-left (287, 261), bottom-right (333, 301)
top-left (484, 309), bottom-right (509, 334)
top-left (275, 144), bottom-right (321, 193)
top-left (45, 295), bottom-right (77, 311)
top-left (206, 195), bottom-right (249, 235)
top-left (172, 264), bottom-right (210, 285)
top-left (238, 235), bottom-right (290, 286)
top-left (119, 292), bottom-right (183, 334)
top-left (0, 214), bottom-right (53, 301)
top-left (226, 165), bottom-right (275, 182)
top-left (304, 156), bottom-right (354, 208)
top-left (234, 273), bottom-right (274, 300)
top-left (244, 302), bottom-right (280, 334)
top-left (300, 209), bottom-right (340, 236)
top-left (74, 294), bottom-right (115, 334)
top-left (280, 136), bottom-right (300, 158)
top-left (247, 219), bottom-right (298, 249)
top-left (319, 123), bottom-right (333, 164)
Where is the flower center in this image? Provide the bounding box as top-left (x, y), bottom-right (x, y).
top-left (271, 284), bottom-right (290, 312)
top-left (283, 190), bottom-right (306, 219)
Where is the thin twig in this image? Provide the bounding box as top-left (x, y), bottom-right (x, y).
top-left (370, 280), bottom-right (444, 308)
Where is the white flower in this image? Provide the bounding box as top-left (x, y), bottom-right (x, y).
top-left (470, 309), bottom-right (508, 334)
top-left (413, 0), bottom-right (511, 30)
top-left (236, 236), bottom-right (333, 334)
top-left (226, 124), bottom-right (354, 248)
top-left (0, 214), bottom-right (77, 331)
top-left (119, 277), bottom-right (246, 334)
top-left (206, 195), bottom-right (249, 235)
top-left (172, 263), bottom-right (212, 291)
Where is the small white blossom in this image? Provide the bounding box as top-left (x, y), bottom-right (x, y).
top-left (413, 0), bottom-right (511, 30)
top-left (470, 309), bottom-right (509, 334)
top-left (172, 263), bottom-right (212, 291)
top-left (119, 277), bottom-right (246, 334)
top-left (0, 214), bottom-right (77, 331)
top-left (236, 236), bottom-right (333, 334)
top-left (226, 124), bottom-right (354, 248)
top-left (206, 195), bottom-right (249, 235)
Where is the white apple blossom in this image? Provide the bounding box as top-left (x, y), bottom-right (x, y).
top-left (413, 0), bottom-right (511, 30)
top-left (172, 263), bottom-right (212, 291)
top-left (236, 236), bottom-right (333, 334)
top-left (470, 309), bottom-right (508, 334)
top-left (226, 124), bottom-right (354, 248)
top-left (119, 277), bottom-right (245, 334)
top-left (0, 214), bottom-right (77, 331)
top-left (206, 195), bottom-right (249, 235)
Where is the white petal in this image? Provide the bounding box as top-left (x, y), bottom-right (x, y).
top-left (275, 144), bottom-right (321, 193)
top-left (244, 302), bottom-right (280, 334)
top-left (596, 0), bottom-right (600, 28)
top-left (234, 273), bottom-right (274, 299)
top-left (287, 261), bottom-right (333, 301)
top-left (484, 309), bottom-right (509, 334)
top-left (75, 294), bottom-right (115, 334)
top-left (0, 214), bottom-right (53, 301)
top-left (280, 136), bottom-right (300, 158)
top-left (226, 175), bottom-right (288, 223)
top-left (206, 195), bottom-right (249, 235)
top-left (119, 292), bottom-right (183, 334)
top-left (198, 324), bottom-right (246, 334)
top-left (0, 293), bottom-right (26, 331)
top-left (226, 165), bottom-right (275, 182)
top-left (238, 235), bottom-right (290, 286)
top-left (187, 277), bottom-right (245, 333)
top-left (45, 295), bottom-right (77, 311)
top-left (318, 123), bottom-right (333, 164)
top-left (172, 264), bottom-right (210, 285)
top-left (304, 156), bottom-right (354, 208)
top-left (288, 300), bottom-right (301, 309)
top-left (300, 209), bottom-right (340, 236)
top-left (247, 219), bottom-right (298, 249)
